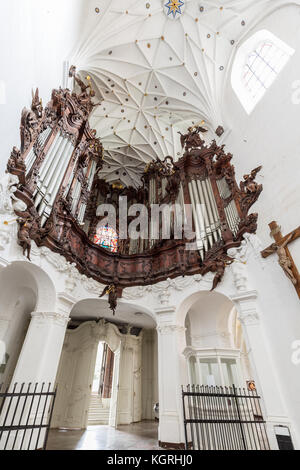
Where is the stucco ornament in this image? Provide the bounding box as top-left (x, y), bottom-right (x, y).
top-left (0, 172), bottom-right (27, 214)
top-left (64, 263), bottom-right (82, 293)
top-left (227, 241), bottom-right (250, 292)
top-left (0, 172), bottom-right (26, 250)
top-left (123, 274), bottom-right (205, 302)
top-left (243, 232), bottom-right (263, 261)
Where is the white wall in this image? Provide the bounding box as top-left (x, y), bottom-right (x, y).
top-left (0, 0), bottom-right (88, 175)
top-left (223, 4), bottom-right (300, 252)
top-left (222, 7), bottom-right (300, 445)
top-left (0, 265), bottom-right (37, 386)
top-left (141, 329), bottom-right (158, 420)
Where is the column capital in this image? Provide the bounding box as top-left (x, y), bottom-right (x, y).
top-left (230, 290), bottom-right (258, 303)
top-left (154, 305), bottom-right (176, 315)
top-left (31, 311), bottom-right (70, 327)
top-left (157, 324), bottom-right (186, 335)
top-left (231, 291), bottom-right (260, 326)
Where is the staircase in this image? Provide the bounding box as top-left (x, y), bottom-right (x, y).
top-left (88, 394), bottom-right (110, 426)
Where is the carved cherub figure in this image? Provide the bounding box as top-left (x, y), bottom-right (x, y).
top-left (100, 284), bottom-right (118, 315)
top-left (240, 166), bottom-right (262, 194)
top-left (209, 257), bottom-right (234, 291)
top-left (17, 217), bottom-right (33, 261)
top-left (31, 88), bottom-right (43, 119)
top-left (0, 172), bottom-right (19, 214)
top-left (178, 126), bottom-right (207, 151)
top-left (69, 65), bottom-right (101, 113)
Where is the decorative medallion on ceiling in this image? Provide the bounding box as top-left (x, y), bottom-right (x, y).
top-left (164, 0), bottom-right (185, 19)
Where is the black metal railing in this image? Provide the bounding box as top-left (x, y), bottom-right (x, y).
top-left (182, 385), bottom-right (270, 450)
top-left (0, 383), bottom-right (57, 450)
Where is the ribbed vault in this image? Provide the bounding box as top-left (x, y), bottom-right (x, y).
top-left (69, 0), bottom-right (297, 187)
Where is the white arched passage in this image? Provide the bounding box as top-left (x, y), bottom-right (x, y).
top-left (180, 290), bottom-right (252, 389)
top-left (0, 261), bottom-right (57, 387)
top-left (52, 298), bottom-right (158, 431)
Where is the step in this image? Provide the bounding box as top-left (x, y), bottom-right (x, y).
top-left (88, 410), bottom-right (110, 417)
top-left (88, 411), bottom-right (109, 416)
top-left (88, 395), bottom-right (110, 425)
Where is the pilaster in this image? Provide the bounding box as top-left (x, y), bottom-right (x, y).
top-left (231, 290), bottom-right (290, 449)
top-left (12, 311), bottom-right (70, 386)
top-left (156, 306), bottom-right (186, 448)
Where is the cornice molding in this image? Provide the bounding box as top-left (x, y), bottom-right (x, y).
top-left (31, 311), bottom-right (70, 327)
top-left (157, 324), bottom-right (186, 335)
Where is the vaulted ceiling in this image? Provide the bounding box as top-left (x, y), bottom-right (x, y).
top-left (70, 0), bottom-right (293, 188)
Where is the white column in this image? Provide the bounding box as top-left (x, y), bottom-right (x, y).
top-left (156, 306), bottom-right (186, 448)
top-left (0, 311), bottom-right (70, 450)
top-left (12, 311), bottom-right (69, 385)
top-left (232, 291), bottom-right (290, 450)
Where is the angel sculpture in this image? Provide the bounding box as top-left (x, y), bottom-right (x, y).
top-left (209, 257), bottom-right (234, 291)
top-left (178, 126), bottom-right (207, 152)
top-left (31, 88), bottom-right (43, 119)
top-left (0, 172), bottom-right (20, 214)
top-left (240, 166), bottom-right (262, 194)
top-left (69, 65), bottom-right (101, 113)
top-left (100, 284), bottom-right (118, 315)
top-left (17, 217), bottom-right (34, 261)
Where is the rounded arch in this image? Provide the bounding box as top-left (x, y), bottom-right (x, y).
top-left (0, 261), bottom-right (57, 312)
top-left (179, 290), bottom-right (253, 389)
top-left (70, 297), bottom-right (157, 329)
top-left (176, 289), bottom-right (234, 329)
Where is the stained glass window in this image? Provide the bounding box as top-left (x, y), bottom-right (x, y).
top-left (94, 225), bottom-right (118, 253)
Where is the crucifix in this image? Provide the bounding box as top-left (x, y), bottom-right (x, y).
top-left (261, 221), bottom-right (300, 299)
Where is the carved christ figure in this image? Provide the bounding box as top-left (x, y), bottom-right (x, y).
top-left (265, 234), bottom-right (298, 285)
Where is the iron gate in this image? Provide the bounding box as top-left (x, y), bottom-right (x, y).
top-left (182, 385), bottom-right (270, 450)
top-left (0, 383), bottom-right (57, 450)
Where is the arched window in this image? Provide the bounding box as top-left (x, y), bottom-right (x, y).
top-left (94, 224), bottom-right (118, 253)
top-left (231, 30), bottom-right (294, 114)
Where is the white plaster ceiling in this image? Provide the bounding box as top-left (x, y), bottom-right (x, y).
top-left (70, 0), bottom-right (293, 188)
top-left (71, 298), bottom-right (156, 329)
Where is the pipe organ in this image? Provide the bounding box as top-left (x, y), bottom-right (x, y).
top-left (7, 70), bottom-right (262, 290)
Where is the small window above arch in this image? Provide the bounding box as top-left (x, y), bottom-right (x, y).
top-left (231, 30), bottom-right (294, 114)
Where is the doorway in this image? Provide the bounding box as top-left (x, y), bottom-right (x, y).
top-left (88, 342), bottom-right (115, 426)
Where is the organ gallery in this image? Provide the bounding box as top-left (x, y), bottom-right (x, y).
top-left (0, 0), bottom-right (299, 454)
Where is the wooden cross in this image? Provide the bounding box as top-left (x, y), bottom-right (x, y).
top-left (261, 221), bottom-right (300, 299)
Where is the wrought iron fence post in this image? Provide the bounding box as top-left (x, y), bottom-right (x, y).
top-left (233, 385), bottom-right (247, 450)
top-left (181, 383), bottom-right (269, 451)
top-left (0, 382), bottom-right (57, 450)
top-left (182, 386), bottom-right (189, 450)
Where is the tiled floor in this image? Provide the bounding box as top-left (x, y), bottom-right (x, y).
top-left (47, 421), bottom-right (159, 450)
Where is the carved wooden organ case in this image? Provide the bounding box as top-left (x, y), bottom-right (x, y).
top-left (8, 80), bottom-right (263, 292)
